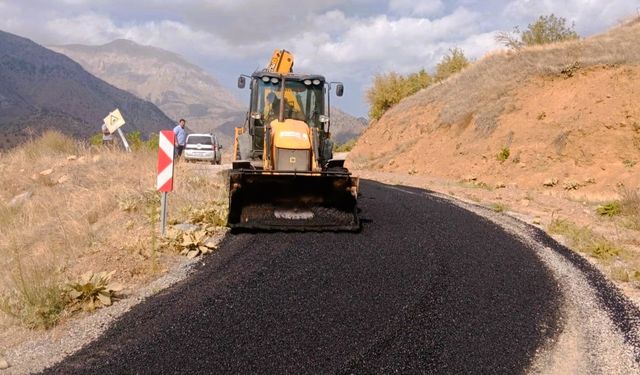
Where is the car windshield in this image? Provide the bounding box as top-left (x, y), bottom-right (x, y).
top-left (254, 78), bottom-right (324, 128)
top-left (187, 136), bottom-right (212, 145)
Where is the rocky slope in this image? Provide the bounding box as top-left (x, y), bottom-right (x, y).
top-left (348, 17), bottom-right (640, 197)
top-left (52, 40), bottom-right (244, 140)
top-left (0, 31), bottom-right (174, 150)
top-left (330, 108), bottom-right (367, 144)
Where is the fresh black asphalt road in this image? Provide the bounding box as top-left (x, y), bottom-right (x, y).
top-left (44, 180), bottom-right (562, 374)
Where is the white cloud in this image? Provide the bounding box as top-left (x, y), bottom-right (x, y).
top-left (389, 0), bottom-right (444, 17)
top-left (1, 0), bottom-right (635, 116)
top-left (503, 0), bottom-right (640, 35)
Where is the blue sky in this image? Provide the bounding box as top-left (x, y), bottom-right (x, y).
top-left (1, 0), bottom-right (639, 117)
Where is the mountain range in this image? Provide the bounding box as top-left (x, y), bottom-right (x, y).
top-left (0, 30), bottom-right (174, 150)
top-left (53, 40), bottom-right (366, 145)
top-left (52, 40), bottom-right (245, 141)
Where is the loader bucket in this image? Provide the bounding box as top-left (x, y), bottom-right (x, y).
top-left (228, 170), bottom-right (360, 231)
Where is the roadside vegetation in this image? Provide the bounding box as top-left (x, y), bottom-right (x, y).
top-left (334, 138), bottom-right (357, 153)
top-left (0, 131), bottom-right (227, 331)
top-left (364, 14), bottom-right (640, 133)
top-left (366, 70), bottom-right (432, 120)
top-left (366, 48), bottom-right (471, 120)
top-left (547, 188), bottom-right (640, 284)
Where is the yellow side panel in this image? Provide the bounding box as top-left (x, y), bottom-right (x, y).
top-left (270, 119), bottom-right (311, 150)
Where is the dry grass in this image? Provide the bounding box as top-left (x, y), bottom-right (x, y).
top-left (620, 188), bottom-right (640, 230)
top-left (394, 16), bottom-right (640, 135)
top-left (0, 131), bottom-right (227, 330)
top-left (548, 218), bottom-right (626, 262)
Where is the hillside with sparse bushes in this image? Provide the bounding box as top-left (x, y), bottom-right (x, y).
top-left (349, 17), bottom-right (640, 194)
top-left (0, 132), bottom-right (228, 354)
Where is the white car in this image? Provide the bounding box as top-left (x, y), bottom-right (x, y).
top-left (183, 133), bottom-right (222, 164)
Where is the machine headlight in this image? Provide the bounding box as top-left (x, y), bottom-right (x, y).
top-left (304, 79), bottom-right (312, 85)
top-left (270, 77), bottom-right (279, 84)
top-left (313, 79), bottom-right (321, 85)
top-left (262, 76), bottom-right (270, 82)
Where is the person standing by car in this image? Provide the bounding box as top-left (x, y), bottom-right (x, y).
top-left (173, 119), bottom-right (187, 158)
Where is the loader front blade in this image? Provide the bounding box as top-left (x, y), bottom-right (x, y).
top-left (228, 170), bottom-right (359, 231)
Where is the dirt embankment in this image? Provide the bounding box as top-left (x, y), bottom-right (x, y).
top-left (348, 17), bottom-right (640, 198)
top-left (350, 64), bottom-right (640, 197)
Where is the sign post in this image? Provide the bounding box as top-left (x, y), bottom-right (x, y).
top-left (103, 109), bottom-right (130, 152)
top-left (156, 130), bottom-right (175, 236)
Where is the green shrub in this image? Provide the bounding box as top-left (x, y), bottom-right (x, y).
top-left (496, 14), bottom-right (580, 50)
top-left (334, 138), bottom-right (357, 152)
top-left (126, 131), bottom-right (143, 151)
top-left (490, 203), bottom-right (508, 213)
top-left (434, 48), bottom-right (470, 82)
top-left (90, 132), bottom-right (103, 146)
top-left (497, 147), bottom-right (510, 162)
top-left (521, 14), bottom-right (579, 46)
top-left (366, 70), bottom-right (432, 120)
top-left (596, 201), bottom-right (622, 217)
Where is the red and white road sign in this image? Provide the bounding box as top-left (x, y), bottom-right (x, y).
top-left (157, 130), bottom-right (175, 192)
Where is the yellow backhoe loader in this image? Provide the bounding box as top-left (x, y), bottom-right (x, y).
top-left (229, 49), bottom-right (359, 231)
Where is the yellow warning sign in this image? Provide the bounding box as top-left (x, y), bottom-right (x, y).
top-left (103, 109), bottom-right (126, 133)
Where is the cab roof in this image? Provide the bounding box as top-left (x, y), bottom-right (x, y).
top-left (251, 70), bottom-right (326, 82)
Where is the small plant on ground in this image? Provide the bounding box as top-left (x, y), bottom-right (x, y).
top-left (162, 229), bottom-right (217, 259)
top-left (596, 201), bottom-right (622, 217)
top-left (623, 159), bottom-right (637, 168)
top-left (497, 147), bottom-right (510, 162)
top-left (490, 203), bottom-right (508, 213)
top-left (184, 203), bottom-right (227, 227)
top-left (65, 271), bottom-right (123, 312)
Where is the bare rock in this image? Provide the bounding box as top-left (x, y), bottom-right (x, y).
top-left (57, 175), bottom-right (70, 184)
top-left (0, 355), bottom-right (9, 369)
top-left (9, 191), bottom-right (32, 207)
top-left (67, 155), bottom-right (78, 161)
top-left (563, 181), bottom-right (582, 190)
top-left (532, 217), bottom-right (541, 225)
top-left (543, 178), bottom-right (559, 187)
top-left (39, 168), bottom-right (54, 176)
top-left (203, 237), bottom-right (218, 249)
top-left (172, 223), bottom-right (199, 232)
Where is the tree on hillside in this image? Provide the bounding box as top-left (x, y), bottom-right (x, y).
top-left (496, 14), bottom-right (580, 50)
top-left (366, 70), bottom-right (432, 120)
top-left (434, 48), bottom-right (470, 82)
